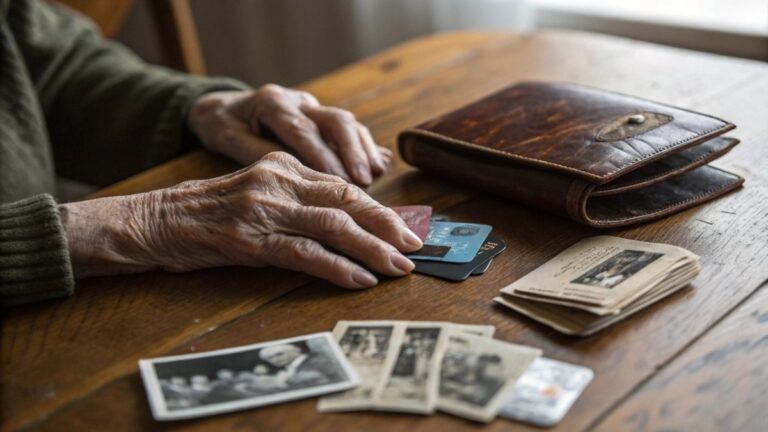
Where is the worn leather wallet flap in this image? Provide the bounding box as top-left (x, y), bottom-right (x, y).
top-left (403, 82), bottom-right (735, 184)
top-left (398, 82), bottom-right (744, 228)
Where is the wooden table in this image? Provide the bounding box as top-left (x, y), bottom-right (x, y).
top-left (3, 31), bottom-right (767, 432)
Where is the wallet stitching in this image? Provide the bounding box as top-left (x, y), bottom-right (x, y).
top-left (587, 168), bottom-right (743, 224)
top-left (405, 124), bottom-right (731, 181)
top-left (594, 140), bottom-right (736, 194)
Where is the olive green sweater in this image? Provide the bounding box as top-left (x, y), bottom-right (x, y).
top-left (0, 0), bottom-right (249, 306)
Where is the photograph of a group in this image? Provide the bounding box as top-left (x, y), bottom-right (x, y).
top-left (139, 333), bottom-right (358, 420)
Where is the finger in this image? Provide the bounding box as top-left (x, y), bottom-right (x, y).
top-left (261, 108), bottom-right (351, 182)
top-left (261, 233), bottom-right (378, 289)
top-left (378, 145), bottom-right (393, 159)
top-left (378, 148), bottom-right (393, 167)
top-left (297, 181), bottom-right (423, 252)
top-left (280, 206), bottom-right (414, 277)
top-left (303, 106), bottom-right (373, 186)
top-left (356, 124), bottom-right (387, 176)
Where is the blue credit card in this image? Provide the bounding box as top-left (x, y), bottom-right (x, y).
top-left (406, 221), bottom-right (492, 263)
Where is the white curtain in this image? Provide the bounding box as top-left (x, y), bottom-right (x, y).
top-left (347, 0), bottom-right (531, 57)
top-left (186, 0), bottom-right (531, 85)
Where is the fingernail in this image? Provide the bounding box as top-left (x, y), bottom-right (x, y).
top-left (370, 160), bottom-right (383, 176)
top-left (352, 269), bottom-right (378, 288)
top-left (354, 163), bottom-right (372, 185)
top-left (402, 229), bottom-right (423, 250)
top-left (372, 154), bottom-right (385, 171)
top-left (390, 252), bottom-right (415, 275)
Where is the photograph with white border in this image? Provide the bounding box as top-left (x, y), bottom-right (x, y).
top-left (139, 332), bottom-right (359, 420)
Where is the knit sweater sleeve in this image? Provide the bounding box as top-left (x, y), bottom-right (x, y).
top-left (9, 0), bottom-right (250, 186)
top-left (0, 195), bottom-right (73, 307)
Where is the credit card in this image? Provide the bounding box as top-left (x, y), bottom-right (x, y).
top-left (391, 205), bottom-right (432, 241)
top-left (472, 258), bottom-right (493, 275)
top-left (499, 358), bottom-right (593, 427)
top-left (430, 213), bottom-right (450, 222)
top-left (413, 236), bottom-right (505, 280)
top-left (407, 222), bottom-right (492, 264)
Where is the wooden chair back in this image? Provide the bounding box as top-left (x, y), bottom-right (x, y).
top-left (52, 0), bottom-right (206, 74)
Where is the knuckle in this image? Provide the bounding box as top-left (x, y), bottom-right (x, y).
top-left (247, 161), bottom-right (301, 192)
top-left (327, 254), bottom-right (348, 275)
top-left (261, 151), bottom-right (297, 166)
top-left (298, 91), bottom-right (318, 105)
top-left (330, 108), bottom-right (356, 125)
top-left (289, 238), bottom-right (318, 262)
top-left (257, 83), bottom-right (284, 99)
top-left (286, 116), bottom-right (318, 138)
top-left (244, 164), bottom-right (280, 187)
top-left (330, 183), bottom-right (363, 205)
top-left (315, 208), bottom-right (351, 236)
top-left (176, 179), bottom-right (200, 190)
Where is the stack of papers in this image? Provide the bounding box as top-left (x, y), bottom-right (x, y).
top-left (495, 236), bottom-right (700, 336)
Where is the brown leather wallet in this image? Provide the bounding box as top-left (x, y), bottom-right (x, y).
top-left (398, 82), bottom-right (744, 227)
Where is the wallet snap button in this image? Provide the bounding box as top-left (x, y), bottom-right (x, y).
top-left (627, 114), bottom-right (646, 124)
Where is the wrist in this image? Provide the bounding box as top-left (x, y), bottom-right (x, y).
top-left (59, 194), bottom-right (162, 278)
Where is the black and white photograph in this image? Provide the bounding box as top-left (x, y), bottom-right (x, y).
top-left (338, 325), bottom-right (393, 364)
top-left (571, 250), bottom-right (664, 289)
top-left (380, 327), bottom-right (441, 401)
top-left (322, 324), bottom-right (396, 404)
top-left (437, 333), bottom-right (540, 423)
top-left (139, 332), bottom-right (359, 420)
top-left (376, 326), bottom-right (444, 413)
top-left (440, 351), bottom-right (505, 407)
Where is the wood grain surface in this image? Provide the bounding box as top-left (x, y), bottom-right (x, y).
top-left (593, 280), bottom-right (768, 432)
top-left (2, 30), bottom-right (767, 432)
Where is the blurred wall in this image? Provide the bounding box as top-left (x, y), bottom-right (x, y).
top-left (115, 0), bottom-right (530, 86)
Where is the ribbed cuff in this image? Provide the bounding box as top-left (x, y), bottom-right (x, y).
top-left (0, 195), bottom-right (74, 307)
top-left (147, 76), bottom-right (251, 165)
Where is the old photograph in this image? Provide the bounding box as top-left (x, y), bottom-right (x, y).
top-left (338, 325), bottom-right (393, 364)
top-left (139, 333), bottom-right (359, 420)
top-left (318, 323), bottom-right (401, 411)
top-left (571, 250), bottom-right (664, 289)
top-left (437, 333), bottom-right (541, 423)
top-left (376, 326), bottom-right (444, 413)
top-left (440, 351), bottom-right (505, 408)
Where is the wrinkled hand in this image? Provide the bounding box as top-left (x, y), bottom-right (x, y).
top-left (188, 85), bottom-right (393, 186)
top-left (60, 152), bottom-right (422, 289)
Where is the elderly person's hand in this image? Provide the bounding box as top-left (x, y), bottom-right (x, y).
top-left (59, 152), bottom-right (422, 288)
top-left (188, 84), bottom-right (392, 186)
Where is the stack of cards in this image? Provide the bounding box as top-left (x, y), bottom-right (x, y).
top-left (494, 236), bottom-right (701, 336)
top-left (318, 320), bottom-right (593, 425)
top-left (392, 206), bottom-right (506, 281)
